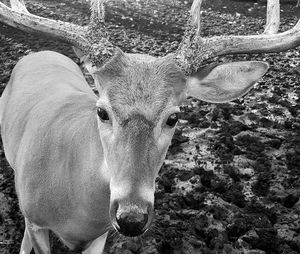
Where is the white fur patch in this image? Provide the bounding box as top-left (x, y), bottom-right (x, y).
top-left (138, 185), bottom-right (155, 204)
top-left (30, 223), bottom-right (45, 232)
top-left (110, 182), bottom-right (131, 200)
top-left (116, 204), bottom-right (145, 218)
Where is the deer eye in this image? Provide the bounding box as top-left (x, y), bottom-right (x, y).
top-left (97, 108), bottom-right (110, 122)
top-left (166, 113), bottom-right (178, 128)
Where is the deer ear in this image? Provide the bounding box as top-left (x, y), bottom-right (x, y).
top-left (73, 47), bottom-right (98, 75)
top-left (73, 47), bottom-right (103, 93)
top-left (186, 61), bottom-right (269, 103)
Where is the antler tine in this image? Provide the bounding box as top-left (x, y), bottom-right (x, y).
top-left (90, 0), bottom-right (106, 22)
top-left (0, 0), bottom-right (118, 67)
top-left (264, 0), bottom-right (280, 34)
top-left (10, 0), bottom-right (29, 13)
top-left (176, 0), bottom-right (300, 75)
top-left (191, 0), bottom-right (203, 36)
top-left (85, 0), bottom-right (117, 67)
top-left (0, 0), bottom-right (90, 49)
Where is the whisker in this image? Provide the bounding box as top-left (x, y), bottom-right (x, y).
top-left (110, 230), bottom-right (119, 239)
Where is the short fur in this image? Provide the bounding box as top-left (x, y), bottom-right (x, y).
top-left (97, 51), bottom-right (186, 123)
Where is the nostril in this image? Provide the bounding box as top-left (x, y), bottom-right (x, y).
top-left (116, 212), bottom-right (148, 237)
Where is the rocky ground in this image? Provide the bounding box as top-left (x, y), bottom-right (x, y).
top-left (0, 0), bottom-right (300, 253)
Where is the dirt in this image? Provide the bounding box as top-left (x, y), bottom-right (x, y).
top-left (0, 0), bottom-right (300, 253)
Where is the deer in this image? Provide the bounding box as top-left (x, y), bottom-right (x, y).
top-left (0, 0), bottom-right (299, 253)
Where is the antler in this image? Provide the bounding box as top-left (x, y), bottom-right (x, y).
top-left (176, 0), bottom-right (300, 74)
top-left (0, 0), bottom-right (117, 66)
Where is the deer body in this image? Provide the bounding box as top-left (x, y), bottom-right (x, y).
top-left (0, 49), bottom-right (269, 254)
top-left (1, 50), bottom-right (186, 252)
top-left (1, 51), bottom-right (111, 250)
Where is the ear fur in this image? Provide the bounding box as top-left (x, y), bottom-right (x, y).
top-left (73, 47), bottom-right (98, 75)
top-left (186, 61), bottom-right (269, 103)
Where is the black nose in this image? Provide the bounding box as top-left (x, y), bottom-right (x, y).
top-left (116, 211), bottom-right (148, 237)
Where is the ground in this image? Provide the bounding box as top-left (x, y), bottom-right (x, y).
top-left (0, 0), bottom-right (300, 253)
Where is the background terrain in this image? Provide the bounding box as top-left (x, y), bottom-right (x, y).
top-left (0, 0), bottom-right (299, 253)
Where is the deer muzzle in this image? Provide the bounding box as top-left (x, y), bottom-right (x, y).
top-left (110, 199), bottom-right (153, 237)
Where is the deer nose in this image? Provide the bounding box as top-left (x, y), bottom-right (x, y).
top-left (110, 200), bottom-right (153, 237)
top-left (116, 211), bottom-right (148, 237)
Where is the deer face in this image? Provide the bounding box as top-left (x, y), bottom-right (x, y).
top-left (95, 52), bottom-right (186, 236)
top-left (93, 50), bottom-right (269, 237)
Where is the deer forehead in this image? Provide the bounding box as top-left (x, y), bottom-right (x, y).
top-left (96, 53), bottom-right (185, 123)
